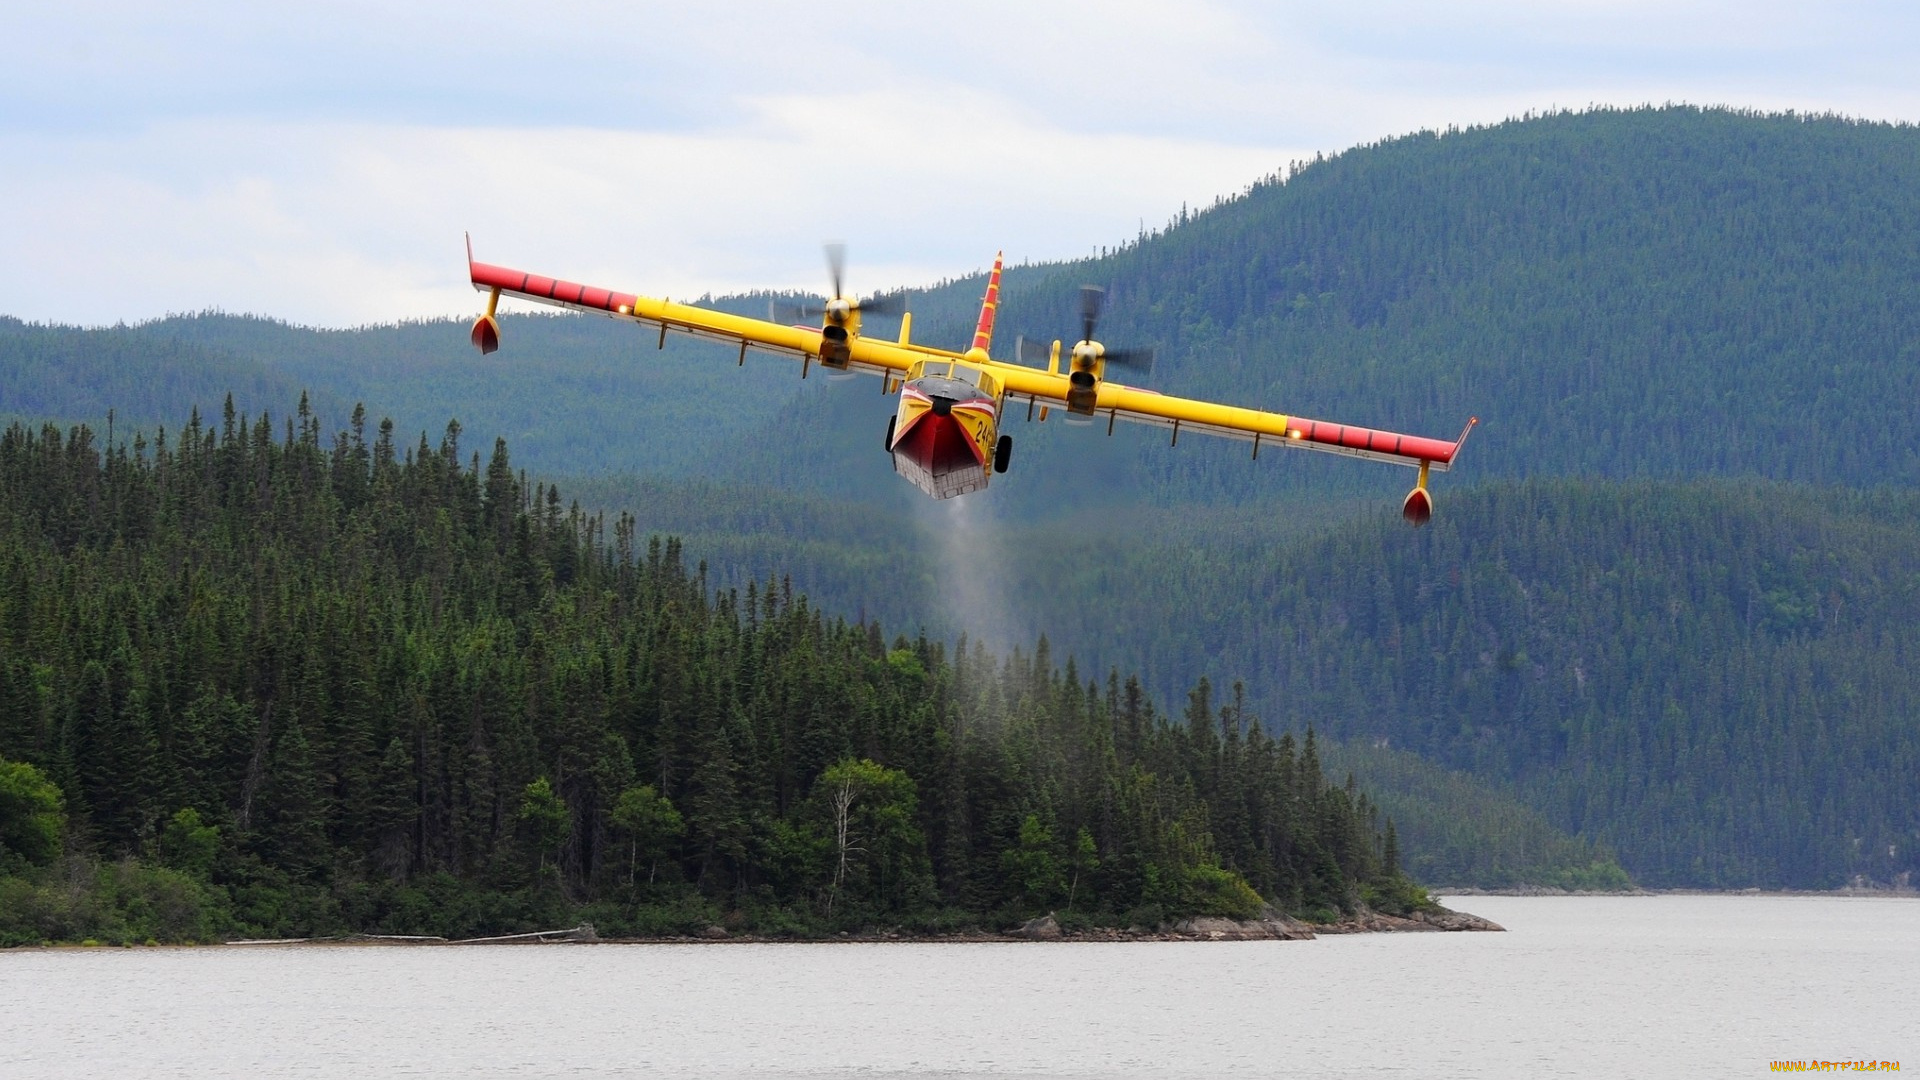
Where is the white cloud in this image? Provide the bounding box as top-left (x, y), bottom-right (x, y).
top-left (2, 0), bottom-right (1918, 325)
top-left (0, 102), bottom-right (1291, 325)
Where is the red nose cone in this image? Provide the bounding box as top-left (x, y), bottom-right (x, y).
top-left (1401, 486), bottom-right (1433, 527)
top-left (470, 314), bottom-right (501, 355)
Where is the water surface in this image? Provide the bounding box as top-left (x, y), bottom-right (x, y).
top-left (2, 895), bottom-right (1914, 1078)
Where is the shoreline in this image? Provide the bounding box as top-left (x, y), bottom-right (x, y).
top-left (10, 903), bottom-right (1506, 950)
top-left (29, 893), bottom-right (1920, 950)
top-left (1435, 885), bottom-right (1920, 898)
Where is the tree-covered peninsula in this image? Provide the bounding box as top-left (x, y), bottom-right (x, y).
top-left (0, 403), bottom-right (1426, 945)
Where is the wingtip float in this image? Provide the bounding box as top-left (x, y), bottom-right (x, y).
top-left (463, 239), bottom-right (1476, 524)
top-left (466, 234), bottom-right (503, 355)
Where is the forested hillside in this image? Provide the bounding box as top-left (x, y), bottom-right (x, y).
top-left (0, 316), bottom-right (333, 435)
top-left (0, 408), bottom-right (1424, 944)
top-left (0, 309), bottom-right (794, 479)
top-left (3, 105), bottom-right (1914, 896)
top-left (1319, 741), bottom-right (1629, 891)
top-left (562, 473), bottom-right (1920, 890)
top-left (1228, 480), bottom-right (1920, 888)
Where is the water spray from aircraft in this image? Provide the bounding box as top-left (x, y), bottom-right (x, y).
top-left (920, 493), bottom-right (1022, 659)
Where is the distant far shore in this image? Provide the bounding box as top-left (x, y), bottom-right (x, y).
top-left (1434, 885), bottom-right (1918, 898)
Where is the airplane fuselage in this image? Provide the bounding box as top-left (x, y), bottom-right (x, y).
top-left (888, 358), bottom-right (1004, 499)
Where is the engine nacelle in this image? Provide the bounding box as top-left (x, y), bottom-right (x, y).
top-left (819, 324), bottom-right (852, 369)
top-left (1066, 368), bottom-right (1100, 414)
top-left (1065, 342), bottom-right (1105, 414)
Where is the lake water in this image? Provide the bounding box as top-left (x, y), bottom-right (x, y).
top-left (2, 896), bottom-right (1914, 1078)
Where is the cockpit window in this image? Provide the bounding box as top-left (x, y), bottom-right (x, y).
top-left (907, 360), bottom-right (998, 396)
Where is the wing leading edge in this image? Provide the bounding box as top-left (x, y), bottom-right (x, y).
top-left (997, 375), bottom-right (1475, 473)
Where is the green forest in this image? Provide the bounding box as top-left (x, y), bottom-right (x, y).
top-left (554, 473), bottom-right (1920, 890)
top-left (3, 105), bottom-right (1915, 910)
top-left (0, 406), bottom-right (1428, 945)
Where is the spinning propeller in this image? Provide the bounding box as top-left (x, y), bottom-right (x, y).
top-left (775, 243), bottom-right (904, 325)
top-left (786, 244), bottom-right (907, 368)
top-left (1017, 285), bottom-right (1155, 413)
top-left (1072, 286), bottom-right (1154, 376)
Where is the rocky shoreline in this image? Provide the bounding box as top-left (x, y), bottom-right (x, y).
top-left (1434, 885), bottom-right (1919, 898)
top-left (103, 892), bottom-right (1920, 949)
top-left (1304, 904), bottom-right (1506, 935)
top-left (1003, 901), bottom-right (1502, 941)
top-left (202, 902), bottom-right (1501, 947)
top-left (188, 891), bottom-right (1920, 948)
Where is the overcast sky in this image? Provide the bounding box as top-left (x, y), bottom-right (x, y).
top-left (3, 1), bottom-right (1916, 326)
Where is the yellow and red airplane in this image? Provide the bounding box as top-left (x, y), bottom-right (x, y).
top-left (466, 241), bottom-right (1475, 523)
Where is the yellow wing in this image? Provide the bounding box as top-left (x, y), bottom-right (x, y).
top-left (987, 363), bottom-right (1475, 473)
top-left (468, 252), bottom-right (955, 381)
top-left (468, 247), bottom-right (1474, 483)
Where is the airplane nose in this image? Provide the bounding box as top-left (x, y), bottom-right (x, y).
top-left (930, 396), bottom-right (955, 416)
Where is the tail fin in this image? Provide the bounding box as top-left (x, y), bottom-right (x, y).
top-left (970, 251), bottom-right (1004, 353)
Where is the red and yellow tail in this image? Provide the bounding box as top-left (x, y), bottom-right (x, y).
top-left (970, 251), bottom-right (1004, 353)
